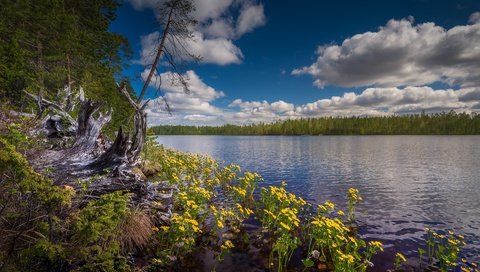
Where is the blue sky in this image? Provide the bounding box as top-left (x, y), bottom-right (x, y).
top-left (110, 0), bottom-right (480, 126)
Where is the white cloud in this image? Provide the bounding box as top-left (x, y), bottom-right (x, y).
top-left (146, 85), bottom-right (480, 126)
top-left (469, 12), bottom-right (480, 24)
top-left (183, 114), bottom-right (217, 122)
top-left (137, 32), bottom-right (160, 65)
top-left (294, 86), bottom-right (479, 116)
top-left (293, 14), bottom-right (480, 89)
top-left (131, 0), bottom-right (266, 66)
top-left (144, 70), bottom-right (225, 123)
top-left (137, 30), bottom-right (243, 65)
top-left (184, 31), bottom-right (243, 65)
top-left (192, 0), bottom-right (234, 22)
top-left (198, 18), bottom-right (235, 39)
top-left (236, 3), bottom-right (266, 37)
top-left (229, 99), bottom-right (294, 113)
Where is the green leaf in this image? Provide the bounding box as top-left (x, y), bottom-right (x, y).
top-left (302, 258), bottom-right (314, 268)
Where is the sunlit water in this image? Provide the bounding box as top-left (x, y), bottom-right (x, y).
top-left (155, 135), bottom-right (480, 266)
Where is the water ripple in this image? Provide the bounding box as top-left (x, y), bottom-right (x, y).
top-left (156, 135), bottom-right (480, 263)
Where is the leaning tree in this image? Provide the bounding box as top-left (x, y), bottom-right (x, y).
top-left (92, 0), bottom-right (199, 171)
top-left (22, 0), bottom-right (199, 178)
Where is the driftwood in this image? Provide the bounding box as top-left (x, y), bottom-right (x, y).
top-left (22, 82), bottom-right (176, 223)
top-left (68, 95), bottom-right (112, 158)
top-left (91, 82), bottom-right (149, 170)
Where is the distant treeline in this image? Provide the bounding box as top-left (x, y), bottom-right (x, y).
top-left (150, 112), bottom-right (480, 135)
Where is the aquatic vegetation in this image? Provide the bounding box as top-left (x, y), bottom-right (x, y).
top-left (394, 252), bottom-right (407, 269)
top-left (305, 191), bottom-right (383, 272)
top-left (143, 140), bottom-right (480, 271)
top-left (347, 187), bottom-right (362, 223)
top-left (416, 228), bottom-right (478, 272)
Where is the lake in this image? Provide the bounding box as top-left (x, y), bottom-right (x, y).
top-left (155, 135), bottom-right (480, 265)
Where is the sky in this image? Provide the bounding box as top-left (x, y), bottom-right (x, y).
top-left (110, 0), bottom-right (480, 126)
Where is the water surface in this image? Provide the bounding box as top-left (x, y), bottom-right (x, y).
top-left (155, 135), bottom-right (480, 264)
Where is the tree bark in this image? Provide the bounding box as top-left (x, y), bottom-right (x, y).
top-left (91, 83), bottom-right (148, 169)
top-left (68, 99), bottom-right (111, 157)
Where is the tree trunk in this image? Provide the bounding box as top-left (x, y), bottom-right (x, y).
top-left (68, 99), bottom-right (111, 157)
top-left (91, 83), bottom-right (148, 170)
top-left (128, 108), bottom-right (147, 163)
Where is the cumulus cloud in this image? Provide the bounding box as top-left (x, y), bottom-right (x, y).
top-left (185, 31), bottom-right (243, 65)
top-left (131, 0), bottom-right (266, 66)
top-left (145, 85), bottom-right (480, 126)
top-left (293, 14), bottom-right (480, 89)
top-left (137, 30), bottom-right (243, 66)
top-left (236, 3), bottom-right (266, 37)
top-left (229, 99), bottom-right (294, 113)
top-left (144, 70), bottom-right (225, 125)
top-left (294, 86), bottom-right (479, 116)
top-left (469, 12), bottom-right (480, 24)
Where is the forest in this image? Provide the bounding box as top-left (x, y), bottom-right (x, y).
top-left (150, 112), bottom-right (480, 135)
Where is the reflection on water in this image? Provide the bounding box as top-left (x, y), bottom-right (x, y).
top-left (155, 135), bottom-right (480, 263)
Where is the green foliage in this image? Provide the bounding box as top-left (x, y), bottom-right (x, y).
top-left (18, 240), bottom-right (67, 272)
top-left (74, 192), bottom-right (129, 245)
top-left (76, 244), bottom-right (128, 272)
top-left (0, 138), bottom-right (74, 270)
top-left (150, 111), bottom-right (480, 135)
top-left (0, 0), bottom-right (134, 139)
top-left (72, 192), bottom-right (130, 272)
top-left (0, 123), bottom-right (30, 148)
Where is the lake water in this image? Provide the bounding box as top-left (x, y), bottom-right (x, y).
top-left (155, 135), bottom-right (480, 265)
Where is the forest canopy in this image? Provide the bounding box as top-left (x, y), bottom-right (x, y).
top-left (150, 112), bottom-right (480, 135)
top-left (0, 0), bottom-right (134, 136)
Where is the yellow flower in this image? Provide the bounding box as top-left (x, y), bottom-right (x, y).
top-left (221, 240), bottom-right (234, 250)
top-left (324, 201), bottom-right (335, 210)
top-left (217, 220), bottom-right (224, 229)
top-left (368, 241), bottom-right (384, 251)
top-left (337, 210), bottom-right (345, 216)
top-left (395, 252), bottom-right (407, 262)
top-left (210, 205), bottom-right (217, 213)
top-left (160, 226), bottom-right (170, 232)
top-left (280, 222), bottom-right (291, 231)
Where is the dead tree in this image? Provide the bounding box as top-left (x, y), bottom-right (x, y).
top-left (93, 0), bottom-right (199, 170)
top-left (67, 90), bottom-right (112, 157)
top-left (23, 86), bottom-right (112, 158)
top-left (92, 83), bottom-right (148, 168)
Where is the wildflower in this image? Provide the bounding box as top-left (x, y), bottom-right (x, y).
top-left (160, 226), bottom-right (170, 232)
top-left (395, 252), bottom-right (407, 262)
top-left (368, 241), bottom-right (384, 251)
top-left (280, 222), bottom-right (291, 231)
top-left (324, 201), bottom-right (335, 210)
top-left (210, 205), bottom-right (217, 213)
top-left (221, 240), bottom-right (234, 250)
top-left (217, 220), bottom-right (224, 229)
top-left (337, 210), bottom-right (345, 216)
